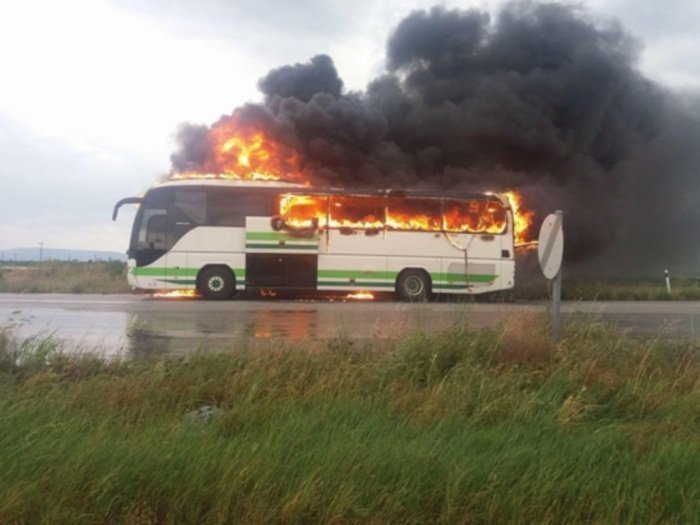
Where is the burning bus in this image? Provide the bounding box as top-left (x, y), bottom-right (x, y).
top-left (112, 119), bottom-right (534, 300)
top-left (113, 179), bottom-right (520, 300)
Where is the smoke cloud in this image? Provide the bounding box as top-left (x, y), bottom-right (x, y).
top-left (171, 1), bottom-right (700, 271)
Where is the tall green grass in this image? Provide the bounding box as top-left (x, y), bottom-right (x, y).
top-left (1, 318), bottom-right (699, 524)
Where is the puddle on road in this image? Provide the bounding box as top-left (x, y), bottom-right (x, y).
top-left (123, 308), bottom-right (325, 359)
top-left (2, 293), bottom-right (576, 359)
top-left (3, 295), bottom-right (696, 358)
top-left (1, 302), bottom-right (452, 359)
top-left (3, 308), bottom-right (131, 358)
top-left (2, 309), bottom-right (323, 359)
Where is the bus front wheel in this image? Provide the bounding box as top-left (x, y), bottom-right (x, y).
top-left (197, 266), bottom-right (236, 300)
top-left (396, 269), bottom-right (431, 302)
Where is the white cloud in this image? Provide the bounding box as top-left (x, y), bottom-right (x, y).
top-left (0, 0), bottom-right (263, 156)
top-left (585, 0), bottom-right (700, 88)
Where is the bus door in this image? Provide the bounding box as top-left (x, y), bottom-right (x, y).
top-left (164, 189), bottom-right (206, 288)
top-left (128, 199), bottom-right (170, 289)
top-left (244, 216), bottom-right (319, 290)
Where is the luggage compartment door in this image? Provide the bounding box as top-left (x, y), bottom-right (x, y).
top-left (244, 217), bottom-right (319, 290)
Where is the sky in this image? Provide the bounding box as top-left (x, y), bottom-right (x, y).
top-left (1, 0), bottom-right (699, 253)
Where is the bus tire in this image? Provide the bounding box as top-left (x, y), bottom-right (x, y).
top-left (197, 266), bottom-right (235, 300)
top-left (396, 269), bottom-right (431, 302)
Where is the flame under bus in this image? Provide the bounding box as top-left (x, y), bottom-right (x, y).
top-left (113, 180), bottom-right (516, 301)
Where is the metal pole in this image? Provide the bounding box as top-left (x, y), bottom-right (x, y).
top-left (551, 210), bottom-right (563, 341)
top-left (552, 268), bottom-right (562, 341)
top-left (665, 269), bottom-right (671, 296)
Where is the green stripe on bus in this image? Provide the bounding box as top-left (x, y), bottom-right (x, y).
top-left (133, 267), bottom-right (246, 277)
top-left (245, 232), bottom-right (319, 242)
top-left (434, 284), bottom-right (479, 290)
top-left (133, 266), bottom-right (494, 285)
top-left (317, 269), bottom-right (397, 280)
top-left (246, 244), bottom-right (318, 250)
top-left (435, 273), bottom-right (497, 283)
top-left (133, 267), bottom-right (190, 277)
top-left (317, 281), bottom-right (395, 288)
top-left (160, 279), bottom-right (197, 285)
top-left (318, 270), bottom-right (497, 288)
top-left (317, 278), bottom-right (494, 289)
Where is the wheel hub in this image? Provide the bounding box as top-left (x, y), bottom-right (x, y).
top-left (405, 276), bottom-right (424, 296)
top-left (208, 276), bottom-right (225, 292)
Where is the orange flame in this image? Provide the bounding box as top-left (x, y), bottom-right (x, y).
top-left (346, 291), bottom-right (375, 300)
top-left (504, 191), bottom-right (536, 247)
top-left (152, 290), bottom-right (199, 299)
top-left (276, 194), bottom-right (511, 234)
top-left (166, 116), bottom-right (536, 245)
top-left (170, 113), bottom-right (303, 182)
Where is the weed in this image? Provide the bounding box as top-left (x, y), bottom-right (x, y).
top-left (0, 322), bottom-right (698, 523)
top-left (0, 261), bottom-right (129, 294)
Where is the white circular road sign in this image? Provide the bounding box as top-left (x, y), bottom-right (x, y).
top-left (538, 211), bottom-right (564, 280)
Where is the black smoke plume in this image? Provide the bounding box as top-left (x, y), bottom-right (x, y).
top-left (171, 2), bottom-right (700, 271)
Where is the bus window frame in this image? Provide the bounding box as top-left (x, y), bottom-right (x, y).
top-left (441, 197), bottom-right (508, 235)
top-left (386, 196), bottom-right (442, 233)
top-left (139, 208), bottom-right (168, 250)
top-left (328, 194), bottom-right (386, 231)
top-left (274, 193), bottom-right (510, 235)
top-left (275, 193), bottom-right (329, 230)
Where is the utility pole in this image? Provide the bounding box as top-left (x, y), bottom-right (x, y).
top-left (38, 242), bottom-right (44, 262)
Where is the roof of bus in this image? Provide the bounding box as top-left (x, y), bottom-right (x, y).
top-left (149, 179), bottom-right (510, 205)
top-left (152, 179), bottom-right (307, 189)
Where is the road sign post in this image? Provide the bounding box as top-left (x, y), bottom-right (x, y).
top-left (552, 261), bottom-right (562, 341)
top-left (538, 210), bottom-right (564, 341)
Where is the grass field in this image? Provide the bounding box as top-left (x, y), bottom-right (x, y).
top-left (1, 318), bottom-right (699, 524)
top-left (0, 261), bottom-right (130, 293)
top-left (509, 276), bottom-right (700, 301)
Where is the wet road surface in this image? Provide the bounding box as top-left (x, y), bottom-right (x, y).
top-left (1, 294), bottom-right (699, 358)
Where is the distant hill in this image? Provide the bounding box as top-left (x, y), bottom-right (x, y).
top-left (0, 248), bottom-right (126, 262)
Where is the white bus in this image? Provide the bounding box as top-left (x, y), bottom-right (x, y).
top-left (113, 179), bottom-right (516, 301)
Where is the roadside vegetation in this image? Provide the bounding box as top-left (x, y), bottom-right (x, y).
top-left (0, 260), bottom-right (130, 293)
top-left (491, 275), bottom-right (700, 302)
top-left (2, 260), bottom-right (700, 300)
top-left (561, 276), bottom-right (700, 300)
top-left (1, 317), bottom-right (698, 524)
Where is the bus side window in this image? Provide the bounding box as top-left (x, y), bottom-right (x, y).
top-left (174, 190), bottom-right (206, 225)
top-left (442, 199), bottom-right (507, 234)
top-left (139, 209), bottom-right (167, 249)
top-left (208, 191), bottom-right (268, 226)
top-left (276, 194), bottom-right (328, 229)
top-left (329, 196), bottom-right (385, 229)
top-left (386, 197), bottom-right (441, 231)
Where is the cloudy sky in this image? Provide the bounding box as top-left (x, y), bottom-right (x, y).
top-left (1, 0), bottom-right (699, 253)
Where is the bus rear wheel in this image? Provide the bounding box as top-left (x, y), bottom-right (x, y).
top-left (396, 269), bottom-right (431, 302)
top-left (197, 266), bottom-right (235, 300)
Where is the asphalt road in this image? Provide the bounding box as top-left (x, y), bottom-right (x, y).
top-left (1, 294), bottom-right (699, 358)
